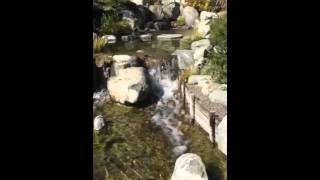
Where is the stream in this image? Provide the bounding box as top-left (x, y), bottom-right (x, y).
top-left (93, 29), bottom-right (227, 180)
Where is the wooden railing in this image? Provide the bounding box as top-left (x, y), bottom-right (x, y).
top-left (181, 80), bottom-right (217, 143)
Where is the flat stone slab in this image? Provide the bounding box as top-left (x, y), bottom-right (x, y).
top-left (157, 34), bottom-right (183, 39)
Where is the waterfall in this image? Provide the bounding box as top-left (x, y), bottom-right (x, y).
top-left (149, 58), bottom-right (188, 156)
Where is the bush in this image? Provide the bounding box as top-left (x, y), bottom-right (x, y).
top-left (180, 30), bottom-right (203, 49)
top-left (204, 14), bottom-right (227, 84)
top-left (99, 13), bottom-right (132, 35)
top-left (93, 37), bottom-right (107, 53)
top-left (176, 16), bottom-right (186, 26)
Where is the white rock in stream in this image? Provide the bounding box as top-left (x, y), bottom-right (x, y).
top-left (171, 153), bottom-right (208, 180)
top-left (140, 34), bottom-right (152, 42)
top-left (157, 34), bottom-right (183, 39)
top-left (107, 67), bottom-right (149, 104)
top-left (112, 55), bottom-right (137, 76)
top-left (94, 115), bottom-right (105, 131)
top-left (101, 35), bottom-right (116, 43)
top-left (216, 115), bottom-right (227, 155)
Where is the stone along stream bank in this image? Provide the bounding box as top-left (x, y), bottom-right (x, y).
top-left (93, 30), bottom-right (226, 180)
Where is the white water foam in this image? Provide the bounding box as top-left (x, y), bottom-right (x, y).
top-left (149, 68), bottom-right (188, 156)
top-left (93, 89), bottom-right (107, 111)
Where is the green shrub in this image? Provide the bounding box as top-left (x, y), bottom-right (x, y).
top-left (180, 30), bottom-right (203, 49)
top-left (93, 37), bottom-right (107, 53)
top-left (176, 16), bottom-right (186, 26)
top-left (204, 14), bottom-right (227, 84)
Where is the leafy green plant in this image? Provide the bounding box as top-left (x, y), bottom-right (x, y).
top-left (93, 37), bottom-right (107, 53)
top-left (176, 16), bottom-right (186, 26)
top-left (204, 14), bottom-right (227, 84)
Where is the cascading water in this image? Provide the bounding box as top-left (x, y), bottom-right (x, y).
top-left (93, 89), bottom-right (107, 111)
top-left (149, 59), bottom-right (188, 156)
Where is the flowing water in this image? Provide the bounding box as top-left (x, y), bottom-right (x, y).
top-left (93, 29), bottom-right (227, 180)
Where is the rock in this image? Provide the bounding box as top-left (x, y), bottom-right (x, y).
top-left (196, 20), bottom-right (211, 37)
top-left (172, 49), bottom-right (194, 70)
top-left (121, 35), bottom-right (136, 42)
top-left (136, 50), bottom-right (145, 54)
top-left (112, 55), bottom-right (137, 75)
top-left (182, 6), bottom-right (199, 27)
top-left (94, 53), bottom-right (112, 67)
top-left (135, 5), bottom-right (155, 28)
top-left (193, 47), bottom-right (206, 61)
top-left (130, 0), bottom-right (144, 5)
top-left (172, 145), bottom-right (187, 156)
top-left (209, 89), bottom-right (227, 106)
top-left (157, 34), bottom-right (183, 39)
top-left (200, 11), bottom-right (218, 21)
top-left (140, 33), bottom-right (152, 42)
top-left (94, 115), bottom-right (105, 131)
top-left (120, 10), bottom-right (136, 30)
top-left (154, 21), bottom-right (171, 30)
top-left (162, 2), bottom-right (180, 19)
top-left (107, 67), bottom-right (149, 104)
top-left (187, 75), bottom-right (212, 86)
top-left (102, 35), bottom-right (116, 43)
top-left (171, 153), bottom-right (208, 180)
top-left (194, 57), bottom-right (205, 67)
top-left (191, 39), bottom-right (212, 51)
top-left (216, 115), bottom-right (227, 155)
top-left (201, 82), bottom-right (223, 96)
top-left (149, 5), bottom-right (164, 20)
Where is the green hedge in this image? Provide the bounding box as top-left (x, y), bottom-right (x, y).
top-left (204, 14), bottom-right (227, 84)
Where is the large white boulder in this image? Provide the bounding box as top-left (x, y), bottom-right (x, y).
top-left (107, 67), bottom-right (149, 104)
top-left (182, 6), bottom-right (199, 27)
top-left (171, 153), bottom-right (208, 180)
top-left (191, 39), bottom-right (212, 51)
top-left (209, 89), bottom-right (227, 106)
top-left (112, 55), bottom-right (137, 75)
top-left (94, 115), bottom-right (105, 131)
top-left (216, 115), bottom-right (227, 155)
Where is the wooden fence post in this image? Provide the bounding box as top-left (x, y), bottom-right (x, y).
top-left (209, 111), bottom-right (216, 143)
top-left (191, 94), bottom-right (196, 125)
top-left (183, 79), bottom-right (187, 110)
